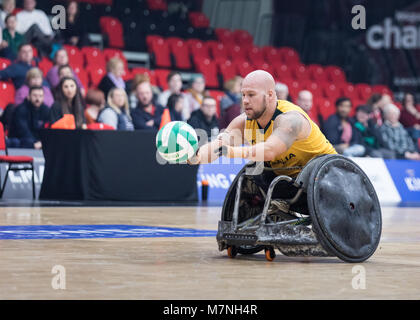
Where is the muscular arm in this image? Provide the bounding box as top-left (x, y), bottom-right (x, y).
top-left (189, 114), bottom-right (246, 164)
top-left (225, 111), bottom-right (311, 161)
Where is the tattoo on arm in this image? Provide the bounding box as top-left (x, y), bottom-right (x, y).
top-left (272, 112), bottom-right (304, 150)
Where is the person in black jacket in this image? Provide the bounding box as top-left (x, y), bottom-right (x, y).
top-left (131, 81), bottom-right (163, 130)
top-left (323, 97), bottom-right (365, 157)
top-left (98, 57), bottom-right (126, 98)
top-left (166, 93), bottom-right (184, 122)
top-left (7, 86), bottom-right (49, 149)
top-left (188, 96), bottom-right (219, 141)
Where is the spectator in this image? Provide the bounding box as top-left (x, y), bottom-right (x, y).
top-left (84, 89), bottom-right (105, 124)
top-left (128, 73), bottom-right (161, 109)
top-left (0, 43), bottom-right (35, 88)
top-left (157, 71), bottom-right (185, 108)
top-left (184, 74), bottom-right (206, 120)
top-left (98, 57), bottom-right (126, 98)
top-left (366, 93), bottom-right (391, 126)
top-left (188, 96), bottom-right (219, 141)
top-left (166, 93), bottom-right (184, 122)
top-left (0, 14), bottom-right (24, 60)
top-left (323, 97), bottom-right (365, 157)
top-left (58, 1), bottom-right (87, 47)
top-left (97, 88), bottom-right (133, 131)
top-left (0, 0), bottom-right (16, 29)
top-left (16, 0), bottom-right (54, 57)
top-left (7, 86), bottom-right (49, 149)
top-left (132, 81), bottom-right (163, 130)
top-left (400, 92), bottom-right (420, 141)
top-left (46, 49), bottom-right (84, 90)
top-left (379, 103), bottom-right (420, 160)
top-left (353, 105), bottom-right (395, 158)
top-left (296, 90), bottom-right (320, 126)
top-left (275, 82), bottom-right (289, 100)
top-left (49, 77), bottom-right (86, 129)
top-left (15, 67), bottom-right (54, 107)
top-left (219, 76), bottom-right (242, 130)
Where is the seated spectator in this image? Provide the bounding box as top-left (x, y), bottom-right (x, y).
top-left (98, 57), bottom-right (126, 98)
top-left (219, 76), bottom-right (242, 130)
top-left (366, 93), bottom-right (391, 126)
top-left (97, 88), bottom-right (134, 131)
top-left (379, 103), bottom-right (420, 160)
top-left (16, 0), bottom-right (54, 57)
top-left (15, 67), bottom-right (54, 107)
top-left (157, 71), bottom-right (186, 110)
top-left (275, 82), bottom-right (289, 101)
top-left (84, 89), bottom-right (105, 124)
top-left (128, 73), bottom-right (161, 109)
top-left (7, 86), bottom-right (49, 149)
top-left (132, 81), bottom-right (163, 130)
top-left (0, 0), bottom-right (16, 29)
top-left (323, 97), bottom-right (365, 157)
top-left (49, 77), bottom-right (86, 129)
top-left (188, 96), bottom-right (219, 141)
top-left (0, 43), bottom-right (36, 89)
top-left (353, 105), bottom-right (395, 158)
top-left (0, 14), bottom-right (24, 60)
top-left (166, 93), bottom-right (184, 122)
top-left (400, 92), bottom-right (420, 141)
top-left (46, 49), bottom-right (84, 90)
top-left (296, 90), bottom-right (320, 126)
top-left (58, 1), bottom-right (87, 47)
top-left (184, 74), bottom-right (206, 120)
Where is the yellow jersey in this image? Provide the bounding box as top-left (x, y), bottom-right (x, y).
top-left (244, 100), bottom-right (337, 177)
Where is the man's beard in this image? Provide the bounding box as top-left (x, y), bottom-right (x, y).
top-left (248, 96), bottom-right (267, 120)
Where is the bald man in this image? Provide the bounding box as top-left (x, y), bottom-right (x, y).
top-left (189, 70), bottom-right (336, 179)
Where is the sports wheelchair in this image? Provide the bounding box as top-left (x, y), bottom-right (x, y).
top-left (216, 154), bottom-right (382, 263)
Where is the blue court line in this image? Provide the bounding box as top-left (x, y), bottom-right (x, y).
top-left (0, 225), bottom-right (218, 240)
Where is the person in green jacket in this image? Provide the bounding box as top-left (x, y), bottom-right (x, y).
top-left (0, 14), bottom-right (24, 60)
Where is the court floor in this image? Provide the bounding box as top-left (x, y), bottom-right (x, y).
top-left (0, 205), bottom-right (419, 299)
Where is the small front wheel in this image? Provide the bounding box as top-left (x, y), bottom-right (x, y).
top-left (227, 246), bottom-right (238, 258)
top-left (265, 247), bottom-right (276, 261)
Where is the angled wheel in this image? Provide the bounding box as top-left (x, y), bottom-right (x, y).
top-left (307, 155), bottom-right (382, 263)
top-left (264, 247), bottom-right (276, 261)
top-left (227, 246), bottom-right (238, 258)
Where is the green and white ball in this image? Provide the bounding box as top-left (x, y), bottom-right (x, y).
top-left (156, 121), bottom-right (199, 163)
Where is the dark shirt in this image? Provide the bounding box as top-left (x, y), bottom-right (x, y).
top-left (188, 109), bottom-right (219, 141)
top-left (9, 100), bottom-right (50, 144)
top-left (323, 113), bottom-right (362, 146)
top-left (131, 103), bottom-right (164, 130)
top-left (0, 60), bottom-right (35, 89)
top-left (353, 119), bottom-right (383, 150)
top-left (2, 29), bottom-right (24, 58)
top-left (49, 101), bottom-right (86, 129)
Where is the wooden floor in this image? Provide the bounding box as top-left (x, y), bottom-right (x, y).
top-left (0, 205), bottom-right (419, 299)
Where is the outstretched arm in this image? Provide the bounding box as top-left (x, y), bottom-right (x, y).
top-left (222, 111), bottom-right (311, 161)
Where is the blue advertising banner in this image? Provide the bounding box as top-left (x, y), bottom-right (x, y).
top-left (384, 159), bottom-right (420, 203)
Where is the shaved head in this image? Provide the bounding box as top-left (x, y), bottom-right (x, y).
top-left (241, 70), bottom-right (277, 120)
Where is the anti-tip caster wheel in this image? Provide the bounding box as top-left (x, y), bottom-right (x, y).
top-left (227, 246), bottom-right (238, 258)
top-left (265, 247), bottom-right (276, 261)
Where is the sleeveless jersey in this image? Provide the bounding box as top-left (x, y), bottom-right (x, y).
top-left (244, 100), bottom-right (337, 177)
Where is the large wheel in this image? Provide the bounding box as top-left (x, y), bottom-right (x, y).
top-left (306, 155), bottom-right (382, 263)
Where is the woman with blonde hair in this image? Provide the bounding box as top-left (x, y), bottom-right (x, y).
top-left (15, 67), bottom-right (54, 106)
top-left (98, 57), bottom-right (126, 98)
top-left (97, 87), bottom-right (134, 131)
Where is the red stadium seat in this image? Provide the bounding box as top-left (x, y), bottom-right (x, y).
top-left (167, 38), bottom-right (192, 70)
top-left (103, 48), bottom-right (127, 65)
top-left (263, 46), bottom-right (282, 65)
top-left (73, 66), bottom-right (89, 90)
top-left (233, 29), bottom-right (253, 45)
top-left (0, 81), bottom-right (15, 109)
top-left (234, 60), bottom-right (254, 78)
top-left (282, 78), bottom-right (301, 101)
top-left (149, 38), bottom-right (171, 68)
top-left (248, 46), bottom-right (265, 66)
top-left (194, 58), bottom-right (219, 88)
top-left (273, 63), bottom-right (292, 81)
top-left (339, 83), bottom-right (357, 99)
top-left (131, 67), bottom-right (158, 86)
top-left (325, 66), bottom-right (346, 83)
top-left (322, 83), bottom-right (341, 102)
top-left (189, 12), bottom-right (210, 28)
top-left (207, 41), bottom-right (228, 60)
top-left (87, 123), bottom-right (115, 130)
top-left (187, 39), bottom-right (210, 59)
top-left (147, 0), bottom-right (167, 10)
top-left (86, 65), bottom-right (106, 87)
top-left (371, 84), bottom-right (392, 96)
top-left (301, 80), bottom-right (323, 98)
top-left (218, 60), bottom-right (237, 83)
top-left (316, 97), bottom-right (336, 121)
top-left (38, 57), bottom-right (53, 77)
top-left (100, 16), bottom-right (125, 49)
top-left (0, 58), bottom-right (11, 70)
top-left (279, 47), bottom-right (300, 64)
top-left (291, 64), bottom-right (310, 81)
top-left (82, 47), bottom-right (106, 69)
top-left (63, 45), bottom-right (84, 69)
top-left (215, 28), bottom-right (235, 44)
top-left (307, 64), bottom-right (327, 82)
top-left (252, 61), bottom-right (274, 75)
top-left (226, 44), bottom-right (248, 60)
top-left (355, 83), bottom-right (373, 101)
top-left (207, 90), bottom-right (225, 117)
top-left (154, 69), bottom-right (171, 90)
